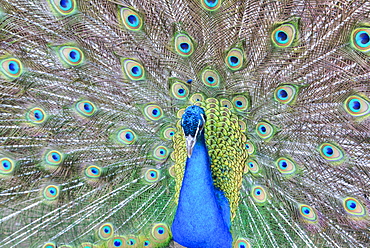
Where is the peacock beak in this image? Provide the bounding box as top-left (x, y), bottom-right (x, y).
top-left (185, 135), bottom-right (196, 158)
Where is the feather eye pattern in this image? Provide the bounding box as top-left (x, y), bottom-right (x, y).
top-left (0, 0), bottom-right (369, 248)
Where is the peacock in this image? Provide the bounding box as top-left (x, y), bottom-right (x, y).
top-left (0, 0), bottom-right (369, 247)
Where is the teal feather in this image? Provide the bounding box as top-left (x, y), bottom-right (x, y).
top-left (0, 0), bottom-right (370, 247)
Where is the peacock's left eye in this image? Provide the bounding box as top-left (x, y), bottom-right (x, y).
top-left (0, 58), bottom-right (23, 80)
top-left (271, 24), bottom-right (296, 48)
top-left (59, 46), bottom-right (84, 66)
top-left (225, 48), bottom-right (244, 71)
top-left (121, 8), bottom-right (143, 31)
top-left (75, 100), bottom-right (97, 117)
top-left (351, 28), bottom-right (370, 53)
top-left (174, 33), bottom-right (194, 57)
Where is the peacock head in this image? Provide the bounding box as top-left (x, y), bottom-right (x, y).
top-left (181, 105), bottom-right (206, 158)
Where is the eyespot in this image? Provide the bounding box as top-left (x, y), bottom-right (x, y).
top-left (343, 95), bottom-right (370, 119)
top-left (299, 204), bottom-right (317, 222)
top-left (153, 146), bottom-right (169, 160)
top-left (201, 69), bottom-right (221, 87)
top-left (75, 100), bottom-right (97, 117)
top-left (117, 129), bottom-right (136, 145)
top-left (122, 59), bottom-right (145, 81)
top-left (42, 184), bottom-right (60, 201)
top-left (233, 238), bottom-right (251, 248)
top-left (247, 159), bottom-right (260, 174)
top-left (239, 120), bottom-right (246, 132)
top-left (120, 8), bottom-right (143, 31)
top-left (0, 58), bottom-right (23, 80)
top-left (107, 236), bottom-right (127, 248)
top-left (168, 165), bottom-right (176, 178)
top-left (276, 157), bottom-right (296, 175)
top-left (201, 0), bottom-right (221, 11)
top-left (126, 236), bottom-right (139, 247)
top-left (342, 197), bottom-right (366, 217)
top-left (59, 46), bottom-right (84, 66)
top-left (0, 157), bottom-right (16, 175)
top-left (162, 127), bottom-right (176, 140)
top-left (27, 107), bottom-right (47, 124)
top-left (245, 141), bottom-right (255, 155)
top-left (232, 95), bottom-right (249, 111)
top-left (144, 168), bottom-right (160, 183)
top-left (174, 33), bottom-right (194, 57)
top-left (45, 150), bottom-right (64, 166)
top-left (150, 223), bottom-right (170, 241)
top-left (251, 185), bottom-right (267, 204)
top-left (225, 48), bottom-right (244, 71)
top-left (220, 99), bottom-right (233, 109)
top-left (143, 240), bottom-right (151, 247)
top-left (351, 27), bottom-right (370, 53)
top-left (190, 93), bottom-right (205, 103)
top-left (170, 81), bottom-right (190, 100)
top-left (274, 85), bottom-right (298, 104)
top-left (42, 242), bottom-right (56, 248)
top-left (144, 104), bottom-right (164, 121)
top-left (79, 243), bottom-right (93, 248)
top-left (49, 0), bottom-right (77, 16)
top-left (256, 121), bottom-right (275, 140)
top-left (319, 143), bottom-right (345, 163)
top-left (85, 165), bottom-right (102, 179)
top-left (98, 223), bottom-right (114, 240)
top-left (271, 24), bottom-right (296, 48)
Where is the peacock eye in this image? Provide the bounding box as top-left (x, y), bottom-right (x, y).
top-left (256, 121), bottom-right (276, 140)
top-left (174, 33), bottom-right (195, 57)
top-left (225, 48), bottom-right (244, 71)
top-left (117, 129), bottom-right (136, 145)
top-left (75, 100), bottom-right (97, 117)
top-left (271, 23), bottom-right (297, 48)
top-left (318, 142), bottom-right (345, 164)
top-left (342, 197), bottom-right (366, 217)
top-left (201, 0), bottom-right (222, 11)
top-left (274, 85), bottom-right (298, 104)
top-left (120, 8), bottom-right (143, 31)
top-left (50, 0), bottom-right (77, 16)
top-left (170, 81), bottom-right (190, 100)
top-left (98, 223), bottom-right (114, 240)
top-left (298, 204), bottom-right (317, 222)
top-left (27, 107), bottom-right (47, 124)
top-left (232, 95), bottom-right (249, 111)
top-left (0, 58), bottom-right (23, 80)
top-left (351, 27), bottom-right (370, 53)
top-left (144, 168), bottom-right (160, 183)
top-left (343, 95), bottom-right (370, 119)
top-left (150, 223), bottom-right (170, 241)
top-left (233, 238), bottom-right (251, 248)
top-left (276, 157), bottom-right (297, 175)
top-left (201, 69), bottom-right (221, 87)
top-left (122, 59), bottom-right (145, 81)
top-left (59, 46), bottom-right (84, 66)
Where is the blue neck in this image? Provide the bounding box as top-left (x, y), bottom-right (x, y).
top-left (171, 132), bottom-right (232, 248)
